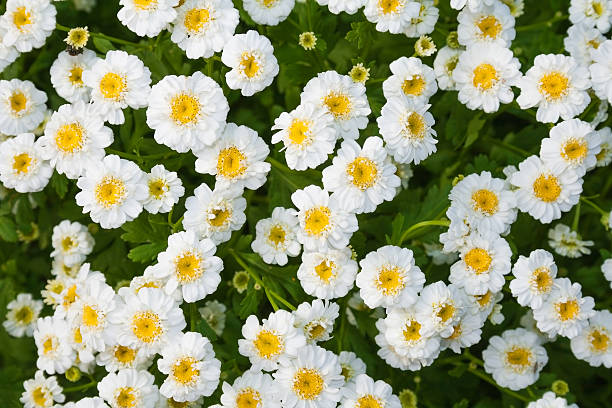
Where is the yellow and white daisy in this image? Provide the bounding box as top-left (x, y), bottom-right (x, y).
top-left (50, 263), bottom-right (106, 319)
top-left (589, 39), bottom-right (612, 105)
top-left (142, 164), bottom-right (185, 214)
top-left (216, 369), bottom-right (280, 408)
top-left (451, 0), bottom-right (496, 11)
top-left (340, 374), bottom-right (401, 408)
top-left (242, 0), bottom-right (295, 26)
top-left (0, 133), bottom-right (52, 193)
top-left (293, 299), bottom-right (339, 344)
top-left (0, 79), bottom-right (48, 135)
top-left (382, 56), bottom-right (437, 105)
top-left (0, 26), bottom-right (19, 73)
top-left (439, 312), bottom-right (483, 354)
top-left (527, 392), bottom-right (578, 408)
top-left (316, 0), bottom-right (365, 15)
top-left (510, 249), bottom-right (557, 309)
top-left (49, 49), bottom-right (99, 103)
top-left (50, 220), bottom-right (94, 267)
top-left (33, 316), bottom-right (76, 375)
top-left (363, 0), bottom-right (421, 34)
top-left (337, 351), bottom-right (366, 385)
top-left (116, 265), bottom-right (183, 304)
top-left (569, 0), bottom-right (612, 33)
top-left (74, 398), bottom-right (110, 408)
top-left (198, 300), bottom-right (227, 336)
top-left (96, 344), bottom-right (153, 373)
top-left (251, 207), bottom-right (301, 266)
top-left (2, 293), bottom-right (43, 337)
top-left (547, 223), bottom-right (594, 258)
top-left (595, 127), bottom-right (612, 167)
top-left (570, 310), bottom-right (612, 368)
top-left (297, 247), bottom-right (358, 300)
top-left (118, 0), bottom-right (179, 37)
top-left (0, 0), bottom-right (56, 53)
top-left (404, 0), bottom-right (439, 38)
top-left (433, 45), bottom-right (462, 91)
top-left (457, 1), bottom-right (515, 48)
top-left (97, 369), bottom-right (159, 408)
top-left (20, 371), bottom-right (65, 408)
top-left (415, 281), bottom-right (467, 338)
top-left (379, 306), bottom-right (441, 360)
top-left (564, 24), bottom-right (605, 67)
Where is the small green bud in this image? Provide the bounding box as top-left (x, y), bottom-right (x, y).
top-left (232, 270), bottom-right (250, 294)
top-left (552, 380), bottom-right (569, 396)
top-left (65, 366), bottom-right (82, 383)
top-left (399, 389), bottom-right (418, 408)
top-left (446, 31), bottom-right (460, 49)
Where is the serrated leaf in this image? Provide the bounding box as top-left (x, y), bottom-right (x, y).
top-left (464, 112), bottom-right (486, 148)
top-left (238, 282), bottom-right (263, 319)
top-left (50, 171), bottom-right (69, 199)
top-left (93, 37), bottom-right (114, 53)
top-left (127, 242), bottom-right (167, 263)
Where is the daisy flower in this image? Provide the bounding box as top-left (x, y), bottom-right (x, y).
top-left (271, 104), bottom-right (336, 171)
top-left (157, 331), bottom-right (221, 402)
top-left (338, 352), bottom-right (366, 385)
top-left (142, 165), bottom-right (185, 214)
top-left (374, 318), bottom-right (438, 371)
top-left (0, 79), bottom-right (47, 135)
top-left (216, 369), bottom-right (280, 408)
top-left (96, 344), bottom-right (152, 373)
top-left (363, 0), bottom-right (421, 35)
top-left (297, 247), bottom-right (358, 300)
top-left (146, 72), bottom-right (229, 153)
top-left (451, 0), bottom-right (496, 11)
top-left (51, 263), bottom-right (105, 319)
top-left (221, 30), bottom-right (279, 97)
top-left (595, 127), bottom-right (612, 167)
top-left (404, 0), bottom-right (439, 37)
top-left (116, 264), bottom-right (182, 304)
top-left (510, 249), bottom-right (557, 309)
top-left (182, 183), bottom-right (246, 244)
top-left (82, 50), bottom-right (152, 125)
top-left (251, 207), bottom-right (301, 266)
top-left (0, 0), bottom-right (56, 53)
top-left (377, 99), bottom-right (438, 165)
top-left (34, 316), bottom-right (75, 375)
top-left (194, 123), bottom-right (270, 191)
top-left (238, 310), bottom-right (307, 371)
top-left (273, 344), bottom-right (344, 408)
top-left (509, 155), bottom-right (583, 224)
top-left (526, 392), bottom-right (578, 408)
top-left (439, 312), bottom-right (483, 354)
top-left (300, 70), bottom-right (371, 140)
top-left (118, 0), bottom-right (179, 37)
top-left (293, 300), bottom-right (339, 344)
top-left (516, 54), bottom-right (590, 123)
top-left (74, 398), bottom-right (111, 408)
top-left (49, 49), bottom-right (99, 103)
top-left (547, 223), bottom-right (594, 258)
top-left (38, 101), bottom-right (113, 179)
top-left (316, 0), bottom-right (365, 14)
top-left (453, 44), bottom-right (521, 113)
top-left (381, 306), bottom-right (441, 360)
top-left (603, 258), bottom-right (612, 288)
top-left (291, 185), bottom-right (359, 251)
top-left (0, 26), bottom-right (19, 73)
top-left (340, 374), bottom-right (401, 408)
top-left (170, 0), bottom-right (239, 59)
top-left (570, 310), bottom-right (612, 368)
top-left (198, 300), bottom-right (227, 336)
top-left (98, 369), bottom-right (159, 408)
top-left (356, 245), bottom-right (425, 309)
top-left (457, 1), bottom-right (515, 47)
top-left (50, 220), bottom-right (94, 267)
top-left (433, 46), bottom-right (462, 91)
top-left (75, 155), bottom-right (148, 229)
top-left (415, 281), bottom-right (467, 338)
top-left (533, 278), bottom-right (595, 338)
top-left (589, 39), bottom-right (612, 104)
top-left (482, 328), bottom-right (548, 391)
top-left (242, 0), bottom-right (295, 25)
top-left (20, 371), bottom-right (65, 408)
top-left (383, 56), bottom-right (437, 105)
top-left (2, 293), bottom-right (43, 337)
top-left (322, 136), bottom-right (400, 214)
top-left (569, 0), bottom-right (612, 32)
top-left (0, 133), bottom-right (52, 193)
top-left (107, 287), bottom-right (186, 355)
top-left (564, 24), bottom-right (605, 67)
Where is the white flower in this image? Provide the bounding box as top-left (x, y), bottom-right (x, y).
top-left (293, 299), bottom-right (339, 344)
top-left (449, 231), bottom-right (512, 296)
top-left (527, 391), bottom-right (578, 408)
top-left (509, 155), bottom-right (583, 224)
top-left (516, 54), bottom-right (590, 123)
top-left (39, 101), bottom-right (113, 179)
top-left (238, 310), bottom-right (307, 371)
top-left (83, 50), bottom-right (152, 125)
top-left (564, 24), bottom-right (605, 67)
top-left (404, 0), bottom-right (439, 37)
top-left (363, 0), bottom-right (420, 34)
top-left (482, 328), bottom-right (548, 391)
top-left (297, 247), bottom-right (358, 300)
top-left (3, 293), bottom-right (42, 337)
top-left (273, 344), bottom-right (344, 408)
top-left (50, 220), bottom-right (94, 267)
top-left (116, 265), bottom-right (182, 304)
top-left (198, 300), bottom-right (227, 336)
top-left (383, 56), bottom-right (437, 105)
top-left (0, 26), bottom-right (19, 73)
top-left (416, 281), bottom-right (467, 338)
top-left (465, 290), bottom-right (504, 324)
top-left (520, 309), bottom-right (556, 343)
top-left (50, 49), bottom-right (99, 103)
top-left (340, 374), bottom-right (401, 408)
top-left (356, 245), bottom-right (425, 309)
top-left (423, 242), bottom-right (458, 265)
top-left (381, 306), bottom-right (441, 359)
top-left (433, 46), bottom-right (462, 91)
top-left (0, 133), bottom-right (51, 193)
top-left (603, 258), bottom-right (612, 288)
top-left (271, 104), bottom-right (336, 171)
top-left (107, 287), bottom-right (186, 355)
top-left (0, 79), bottom-right (47, 135)
top-left (157, 331), bottom-right (221, 402)
top-left (222, 30), bottom-right (279, 97)
top-left (589, 39), bottom-right (612, 105)
top-left (570, 310), bottom-right (612, 368)
top-left (595, 126), bottom-right (612, 167)
top-left (510, 249), bottom-right (557, 309)
top-left (242, 0), bottom-right (295, 25)
top-left (440, 312), bottom-right (483, 353)
top-left (454, 44), bottom-right (521, 113)
top-left (182, 182), bottom-right (247, 244)
top-left (96, 344), bottom-right (152, 373)
top-left (457, 1), bottom-right (515, 47)
top-left (533, 278), bottom-right (595, 338)
top-left (51, 263), bottom-right (105, 319)
top-left (378, 99), bottom-right (438, 165)
top-left (74, 398), bottom-right (111, 408)
top-left (146, 72), bottom-right (229, 153)
top-left (300, 70), bottom-right (371, 140)
top-left (98, 369), bottom-right (159, 408)
top-left (76, 155), bottom-right (147, 229)
top-left (194, 123), bottom-right (270, 191)
top-left (316, 0), bottom-right (365, 15)
top-left (34, 316), bottom-right (75, 375)
top-left (439, 205), bottom-right (472, 253)
top-left (118, 0), bottom-right (178, 37)
top-left (251, 207), bottom-right (301, 266)
top-left (0, 0), bottom-right (56, 53)
top-left (216, 369), bottom-right (280, 408)
top-left (20, 371), bottom-right (65, 408)
top-left (547, 223), bottom-right (594, 258)
top-left (569, 0), bottom-right (612, 32)
top-left (143, 165), bottom-right (185, 214)
top-left (291, 185), bottom-right (359, 251)
top-left (337, 351), bottom-right (366, 385)
top-left (451, 0), bottom-right (496, 11)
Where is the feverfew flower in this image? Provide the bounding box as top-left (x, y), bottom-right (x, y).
top-left (381, 306), bottom-right (441, 360)
top-left (340, 374), bottom-right (401, 408)
top-left (3, 293), bottom-right (43, 337)
top-left (374, 317), bottom-right (437, 371)
top-left (383, 56), bottom-right (437, 105)
top-left (75, 155), bottom-right (148, 229)
top-left (222, 31), bottom-right (279, 97)
top-left (0, 133), bottom-right (52, 193)
top-left (117, 0), bottom-right (179, 37)
top-left (527, 392), bottom-right (578, 408)
top-left (603, 258), bottom-right (612, 288)
top-left (198, 300), bottom-right (227, 336)
top-left (404, 0), bottom-right (439, 38)
top-left (363, 0), bottom-right (420, 35)
top-left (570, 310), bottom-right (612, 368)
top-left (589, 39), bottom-right (612, 103)
top-left (547, 224), bottom-right (594, 258)
top-left (451, 0), bottom-right (496, 11)
top-left (0, 0), bottom-right (56, 53)
top-left (96, 344), bottom-right (152, 373)
top-left (242, 0), bottom-right (295, 26)
top-left (97, 369), bottom-right (159, 408)
top-left (457, 1), bottom-right (515, 47)
top-left (142, 165), bottom-right (185, 214)
top-left (297, 247), bottom-right (358, 300)
top-left (0, 26), bottom-right (19, 73)
top-left (251, 207), bottom-right (301, 266)
top-left (34, 316), bottom-right (75, 375)
top-left (50, 220), bottom-right (94, 267)
top-left (0, 79), bottom-right (48, 135)
top-left (510, 249), bottom-right (557, 309)
top-left (316, 0), bottom-right (365, 15)
top-left (415, 281), bottom-right (466, 338)
top-left (293, 299), bottom-right (339, 344)
top-left (516, 54), bottom-right (590, 123)
top-left (49, 49), bottom-right (99, 103)
top-left (440, 312), bottom-right (483, 353)
top-left (569, 0), bottom-right (612, 32)
top-left (20, 371), bottom-right (65, 408)
top-left (338, 351), bottom-right (366, 385)
top-left (595, 127), bottom-right (612, 167)
top-left (564, 24), bottom-right (605, 67)
top-left (414, 35), bottom-right (436, 57)
top-left (433, 46), bottom-right (462, 91)
top-left (216, 370), bottom-right (280, 408)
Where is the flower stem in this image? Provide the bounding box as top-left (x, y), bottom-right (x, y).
top-left (580, 197), bottom-right (608, 216)
top-left (516, 14), bottom-right (568, 32)
top-left (63, 381), bottom-right (97, 393)
top-left (56, 24), bottom-right (147, 48)
top-left (397, 219), bottom-right (451, 246)
top-left (571, 200), bottom-right (581, 232)
top-left (466, 367), bottom-right (531, 403)
top-left (484, 137), bottom-right (530, 158)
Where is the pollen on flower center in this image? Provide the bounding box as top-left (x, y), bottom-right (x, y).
top-left (170, 93), bottom-right (201, 125)
top-left (464, 248), bottom-right (492, 274)
top-left (184, 8), bottom-right (211, 33)
top-left (315, 260), bottom-right (335, 282)
top-left (208, 207), bottom-right (231, 228)
top-left (95, 176), bottom-right (126, 208)
top-left (13, 7), bottom-right (31, 31)
top-left (475, 291), bottom-right (492, 307)
top-left (257, 0), bottom-right (279, 8)
top-left (9, 91), bottom-right (27, 114)
top-left (403, 320), bottom-right (421, 342)
top-left (292, 368), bottom-right (324, 400)
top-left (240, 52), bottom-right (261, 78)
top-left (82, 304), bottom-right (100, 327)
top-left (236, 387), bottom-right (262, 408)
top-left (505, 347), bottom-right (533, 372)
top-left (436, 303), bottom-right (455, 322)
top-left (217, 146), bottom-right (247, 179)
top-left (445, 56), bottom-right (459, 76)
top-left (476, 16), bottom-right (502, 39)
top-left (323, 92), bottom-right (351, 119)
top-left (346, 157), bottom-right (379, 190)
top-left (73, 327), bottom-right (83, 344)
top-left (55, 123), bottom-right (85, 153)
top-left (404, 112), bottom-right (426, 139)
top-left (174, 251), bottom-right (203, 283)
top-left (376, 265), bottom-right (405, 296)
top-left (99, 72), bottom-right (127, 101)
top-left (32, 387), bottom-right (48, 407)
top-left (115, 387), bottom-right (136, 408)
top-left (148, 179), bottom-right (167, 199)
top-left (114, 345), bottom-right (136, 364)
top-left (267, 225), bottom-right (286, 247)
top-left (133, 0), bottom-right (158, 10)
top-left (538, 72), bottom-right (569, 101)
top-left (591, 2), bottom-right (604, 17)
top-left (471, 189), bottom-right (499, 215)
top-left (555, 299), bottom-right (579, 321)
top-left (379, 0), bottom-right (402, 14)
top-left (253, 329), bottom-right (283, 358)
top-left (532, 174), bottom-right (561, 203)
top-left (401, 75), bottom-right (425, 96)
top-left (69, 67), bottom-right (84, 86)
top-left (42, 336), bottom-right (56, 355)
top-left (288, 119), bottom-right (311, 146)
top-left (561, 138), bottom-right (588, 163)
top-left (131, 311), bottom-right (163, 343)
top-left (167, 399), bottom-right (189, 408)
top-left (588, 329), bottom-right (609, 352)
top-left (304, 207), bottom-right (331, 236)
top-left (12, 153), bottom-right (33, 174)
top-left (531, 267), bottom-right (552, 293)
top-left (357, 395), bottom-right (383, 408)
top-left (63, 284), bottom-right (78, 309)
top-left (305, 321), bottom-right (326, 340)
top-left (172, 357), bottom-right (200, 385)
top-left (449, 324), bottom-right (462, 339)
top-left (472, 63), bottom-right (498, 91)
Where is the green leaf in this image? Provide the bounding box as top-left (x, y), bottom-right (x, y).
top-left (195, 317), bottom-right (218, 342)
top-left (0, 217), bottom-right (18, 242)
top-left (345, 22), bottom-right (375, 49)
top-left (453, 399), bottom-right (470, 408)
top-left (238, 282), bottom-right (263, 319)
top-left (50, 171), bottom-right (69, 199)
top-left (464, 112), bottom-right (486, 148)
top-left (127, 242), bottom-right (167, 263)
top-left (93, 37), bottom-right (114, 53)
top-left (448, 364), bottom-right (467, 378)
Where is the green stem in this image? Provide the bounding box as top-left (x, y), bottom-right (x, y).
top-left (172, 216), bottom-right (184, 233)
top-left (571, 200), bottom-right (581, 232)
top-left (63, 381), bottom-right (97, 393)
top-left (265, 288), bottom-right (280, 311)
top-left (105, 149), bottom-right (173, 161)
top-left (466, 367), bottom-right (531, 403)
top-left (190, 302), bottom-right (197, 330)
top-left (463, 349), bottom-right (484, 367)
top-left (268, 157), bottom-right (301, 190)
top-left (516, 14), bottom-right (568, 32)
top-left (270, 291), bottom-right (296, 311)
top-left (56, 24), bottom-right (147, 48)
top-left (397, 219), bottom-right (451, 246)
top-left (484, 137), bottom-right (530, 157)
top-left (580, 197), bottom-right (608, 216)
top-left (336, 296), bottom-right (349, 353)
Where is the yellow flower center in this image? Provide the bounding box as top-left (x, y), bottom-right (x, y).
top-left (61, 236), bottom-right (75, 252)
top-left (404, 112), bottom-right (426, 139)
top-left (267, 225), bottom-right (286, 247)
top-left (379, 0), bottom-right (401, 14)
top-left (401, 75), bottom-right (425, 96)
top-left (253, 330), bottom-right (283, 359)
top-left (592, 2), bottom-right (604, 16)
top-left (472, 63), bottom-right (498, 90)
top-left (292, 368), bottom-right (324, 400)
top-left (531, 267), bottom-right (553, 293)
top-left (305, 322), bottom-right (326, 341)
top-left (240, 53), bottom-right (260, 78)
top-left (99, 72), bottom-right (127, 100)
top-left (357, 395), bottom-right (383, 408)
top-left (82, 305), bottom-right (100, 327)
top-left (184, 8), bottom-right (211, 33)
top-left (95, 176), bottom-right (126, 208)
top-left (589, 329), bottom-right (610, 352)
top-left (131, 311), bottom-right (163, 343)
top-left (561, 138), bottom-right (588, 163)
top-left (304, 206), bottom-right (331, 236)
top-left (258, 0), bottom-right (278, 7)
top-left (476, 16), bottom-right (502, 39)
top-left (63, 284), bottom-right (78, 309)
top-left (208, 207), bottom-right (231, 228)
top-left (13, 7), bottom-right (31, 31)
top-left (376, 266), bottom-right (405, 296)
top-left (539, 72), bottom-right (569, 101)
top-left (12, 153), bottom-right (32, 174)
top-left (174, 252), bottom-right (203, 283)
top-left (116, 387), bottom-right (137, 408)
top-left (288, 119), bottom-right (311, 146)
top-left (148, 179), bottom-right (167, 199)
top-left (471, 189), bottom-right (498, 215)
top-left (449, 324), bottom-right (462, 339)
top-left (236, 388), bottom-right (262, 408)
top-left (114, 345), bottom-right (137, 364)
top-left (55, 123), bottom-right (85, 153)
top-left (403, 320), bottom-right (421, 342)
top-left (73, 327), bottom-right (82, 343)
top-left (167, 399), bottom-right (189, 408)
top-left (32, 387), bottom-right (48, 407)
top-left (217, 146), bottom-right (247, 179)
top-left (14, 306), bottom-right (33, 324)
top-left (505, 347), bottom-right (533, 373)
top-left (172, 357), bottom-right (200, 385)
top-left (315, 260), bottom-right (335, 282)
top-left (532, 174), bottom-right (561, 203)
top-left (346, 157), bottom-right (378, 190)
top-left (69, 67), bottom-right (84, 87)
top-left (170, 94), bottom-right (200, 125)
top-left (475, 291), bottom-right (492, 307)
top-left (323, 92), bottom-right (351, 119)
top-left (464, 248), bottom-right (492, 274)
top-left (133, 0), bottom-right (158, 10)
top-left (42, 336), bottom-right (56, 355)
top-left (445, 56), bottom-right (459, 76)
top-left (9, 91), bottom-right (27, 114)
top-left (437, 303), bottom-right (455, 322)
top-left (556, 299), bottom-right (579, 321)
